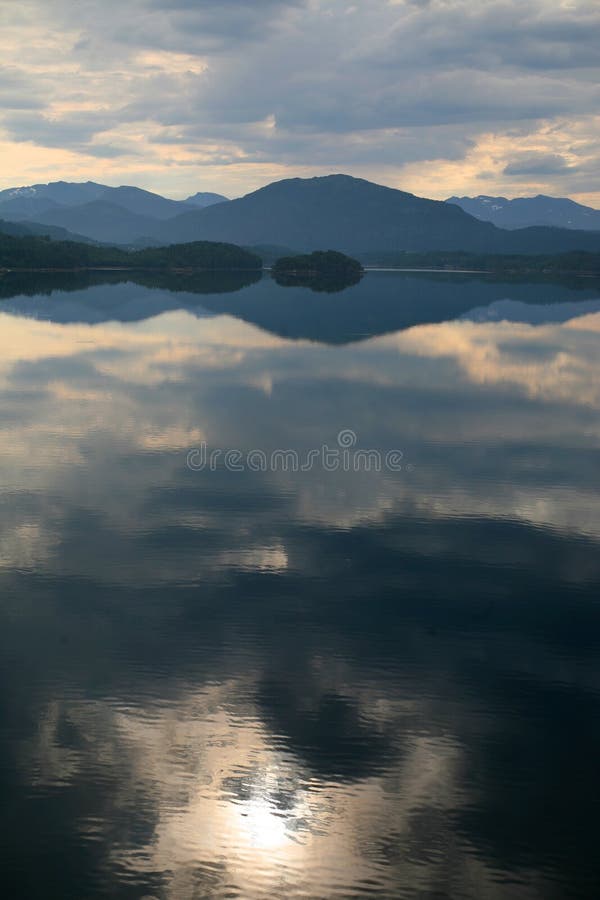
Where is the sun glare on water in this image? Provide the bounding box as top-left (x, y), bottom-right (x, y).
top-left (236, 796), bottom-right (292, 851)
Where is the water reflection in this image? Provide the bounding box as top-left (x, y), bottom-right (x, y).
top-left (272, 269), bottom-right (363, 292)
top-left (0, 272), bottom-right (599, 899)
top-left (3, 268), bottom-right (600, 342)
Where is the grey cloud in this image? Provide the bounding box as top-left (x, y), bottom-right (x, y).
top-left (85, 143), bottom-right (142, 159)
top-left (121, 1), bottom-right (600, 133)
top-left (0, 68), bottom-right (46, 110)
top-left (379, 1), bottom-right (600, 72)
top-left (169, 125), bottom-right (475, 168)
top-left (2, 109), bottom-right (119, 151)
top-left (503, 153), bottom-right (577, 177)
top-left (524, 156), bottom-right (600, 194)
top-left (2, 0), bottom-right (600, 195)
top-left (52, 0), bottom-right (307, 54)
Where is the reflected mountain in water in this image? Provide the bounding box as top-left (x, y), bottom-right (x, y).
top-left (2, 269), bottom-right (600, 343)
top-left (0, 268), bottom-right (261, 301)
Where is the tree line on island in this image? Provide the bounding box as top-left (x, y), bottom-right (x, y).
top-left (0, 231), bottom-right (365, 291)
top-left (0, 232), bottom-right (261, 271)
top-left (271, 250), bottom-right (364, 291)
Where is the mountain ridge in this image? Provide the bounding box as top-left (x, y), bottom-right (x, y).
top-left (3, 175), bottom-right (600, 255)
top-left (0, 180), bottom-right (229, 241)
top-left (147, 175), bottom-right (600, 255)
top-left (447, 193), bottom-right (600, 231)
top-left (146, 174), bottom-right (502, 253)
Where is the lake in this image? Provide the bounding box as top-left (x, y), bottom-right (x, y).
top-left (1, 270), bottom-right (599, 899)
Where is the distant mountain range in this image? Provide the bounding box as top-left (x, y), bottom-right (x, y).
top-left (2, 175), bottom-right (600, 255)
top-left (0, 181), bottom-right (229, 244)
top-left (447, 194), bottom-right (600, 231)
top-left (27, 199), bottom-right (168, 245)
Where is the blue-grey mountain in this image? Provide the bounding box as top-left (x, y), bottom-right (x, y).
top-left (184, 192), bottom-right (229, 208)
top-left (147, 175), bottom-right (600, 255)
top-left (24, 200), bottom-right (168, 245)
top-left (4, 175), bottom-right (600, 255)
top-left (0, 181), bottom-right (229, 244)
top-left (447, 194), bottom-right (600, 231)
top-left (0, 217), bottom-right (97, 244)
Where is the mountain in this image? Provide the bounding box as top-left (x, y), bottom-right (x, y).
top-left (0, 181), bottom-right (107, 214)
top-left (447, 194), bottom-right (600, 231)
top-left (0, 181), bottom-right (111, 221)
top-left (0, 217), bottom-right (97, 244)
top-left (24, 200), bottom-right (164, 245)
top-left (184, 192), bottom-right (229, 208)
top-left (0, 181), bottom-right (227, 241)
top-left (148, 175), bottom-right (600, 256)
top-left (149, 174), bottom-right (502, 252)
top-left (0, 195), bottom-right (63, 220)
top-left (5, 175), bottom-right (600, 254)
top-left (0, 180), bottom-right (227, 223)
top-left (95, 185), bottom-right (184, 220)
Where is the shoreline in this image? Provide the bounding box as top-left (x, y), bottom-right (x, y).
top-left (2, 265), bottom-right (600, 278)
top-left (0, 265), bottom-right (263, 275)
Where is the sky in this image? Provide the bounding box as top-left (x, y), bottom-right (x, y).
top-left (1, 0), bottom-right (600, 203)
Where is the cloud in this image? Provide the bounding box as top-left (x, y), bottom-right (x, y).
top-left (1, 1), bottom-right (600, 200)
top-left (0, 68), bottom-right (47, 110)
top-left (503, 152), bottom-right (577, 177)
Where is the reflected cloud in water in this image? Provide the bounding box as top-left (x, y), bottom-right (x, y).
top-left (0, 272), bottom-right (599, 899)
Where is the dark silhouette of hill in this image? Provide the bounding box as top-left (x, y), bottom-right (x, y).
top-left (148, 174), bottom-right (499, 252)
top-left (271, 250), bottom-right (363, 291)
top-left (0, 218), bottom-right (97, 244)
top-left (25, 199), bottom-right (168, 245)
top-left (495, 225), bottom-right (600, 253)
top-left (447, 194), bottom-right (600, 231)
top-left (150, 175), bottom-right (600, 256)
top-left (0, 231), bottom-right (261, 270)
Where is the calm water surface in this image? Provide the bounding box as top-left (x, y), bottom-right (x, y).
top-left (1, 271), bottom-right (599, 899)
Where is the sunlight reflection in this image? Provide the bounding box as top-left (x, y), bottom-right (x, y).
top-left (236, 796), bottom-right (292, 851)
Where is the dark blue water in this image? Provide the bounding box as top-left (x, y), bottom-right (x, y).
top-left (1, 271), bottom-right (599, 899)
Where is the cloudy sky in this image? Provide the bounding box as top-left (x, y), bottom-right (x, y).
top-left (1, 0), bottom-right (600, 202)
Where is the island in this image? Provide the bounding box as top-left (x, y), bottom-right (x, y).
top-left (270, 250), bottom-right (364, 291)
top-left (272, 250), bottom-right (363, 279)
